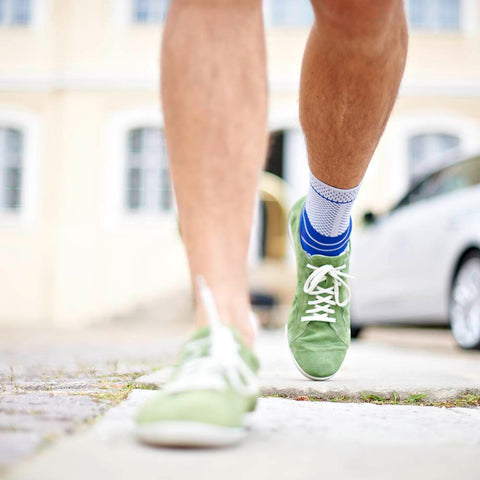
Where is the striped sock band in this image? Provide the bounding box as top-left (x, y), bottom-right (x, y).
top-left (300, 174), bottom-right (360, 257)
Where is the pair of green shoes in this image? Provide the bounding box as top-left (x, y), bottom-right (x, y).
top-left (135, 198), bottom-right (353, 447)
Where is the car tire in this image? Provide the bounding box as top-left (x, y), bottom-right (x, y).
top-left (350, 325), bottom-right (363, 339)
top-left (450, 250), bottom-right (480, 350)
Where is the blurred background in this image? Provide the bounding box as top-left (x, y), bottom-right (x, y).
top-left (0, 0), bottom-right (480, 345)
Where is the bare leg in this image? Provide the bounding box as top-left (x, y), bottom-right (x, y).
top-left (162, 0), bottom-right (268, 346)
top-left (301, 0), bottom-right (408, 188)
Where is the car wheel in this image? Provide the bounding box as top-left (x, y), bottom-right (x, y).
top-left (450, 251), bottom-right (480, 350)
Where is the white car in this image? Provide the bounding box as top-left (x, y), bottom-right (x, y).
top-left (350, 154), bottom-right (480, 349)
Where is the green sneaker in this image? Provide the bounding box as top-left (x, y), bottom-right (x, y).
top-left (135, 279), bottom-right (260, 447)
top-left (287, 197), bottom-right (352, 380)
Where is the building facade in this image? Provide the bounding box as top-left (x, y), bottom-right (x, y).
top-left (1, 0), bottom-right (480, 326)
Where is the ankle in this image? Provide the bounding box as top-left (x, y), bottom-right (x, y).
top-left (195, 302), bottom-right (256, 348)
top-left (230, 318), bottom-right (257, 349)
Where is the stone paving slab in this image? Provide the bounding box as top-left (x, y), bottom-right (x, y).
top-left (135, 330), bottom-right (480, 401)
top-left (5, 390), bottom-right (480, 480)
top-left (0, 433), bottom-right (43, 471)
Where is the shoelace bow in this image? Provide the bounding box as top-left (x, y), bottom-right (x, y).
top-left (301, 263), bottom-right (353, 323)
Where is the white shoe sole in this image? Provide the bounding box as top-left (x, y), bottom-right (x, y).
top-left (136, 422), bottom-right (246, 448)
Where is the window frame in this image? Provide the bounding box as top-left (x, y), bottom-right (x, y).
top-left (0, 0), bottom-right (47, 29)
top-left (405, 0), bottom-right (478, 34)
top-left (131, 0), bottom-right (169, 24)
top-left (104, 108), bottom-right (176, 229)
top-left (406, 0), bottom-right (461, 31)
top-left (263, 0), bottom-right (314, 28)
top-left (0, 0), bottom-right (30, 26)
top-left (0, 127), bottom-right (23, 211)
top-left (125, 127), bottom-right (172, 213)
top-left (0, 109), bottom-right (40, 228)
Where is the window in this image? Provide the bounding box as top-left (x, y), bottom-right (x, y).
top-left (408, 132), bottom-right (460, 182)
top-left (429, 156), bottom-right (480, 195)
top-left (0, 0), bottom-right (31, 25)
top-left (267, 0), bottom-right (314, 27)
top-left (406, 0), bottom-right (461, 30)
top-left (0, 127), bottom-right (23, 211)
top-left (132, 0), bottom-right (169, 23)
top-left (126, 128), bottom-right (172, 212)
top-left (395, 156), bottom-right (480, 209)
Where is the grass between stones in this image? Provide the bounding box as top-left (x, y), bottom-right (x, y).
top-left (74, 373), bottom-right (157, 408)
top-left (94, 384), bottom-right (480, 409)
top-left (129, 369), bottom-right (480, 409)
top-left (266, 392), bottom-right (480, 408)
top-left (118, 376), bottom-right (480, 409)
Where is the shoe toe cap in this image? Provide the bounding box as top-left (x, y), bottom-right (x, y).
top-left (291, 344), bottom-right (347, 380)
top-left (136, 390), bottom-right (244, 428)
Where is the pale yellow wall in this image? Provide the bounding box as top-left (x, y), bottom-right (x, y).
top-left (0, 11), bottom-right (54, 74)
top-left (48, 90), bottom-right (189, 326)
top-left (406, 33), bottom-right (480, 80)
top-left (0, 88), bottom-right (190, 326)
top-left (0, 91), bottom-right (59, 325)
top-left (0, 0), bottom-right (162, 78)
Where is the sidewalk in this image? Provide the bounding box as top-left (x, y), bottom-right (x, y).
top-left (138, 328), bottom-right (480, 402)
top-left (2, 324), bottom-right (480, 479)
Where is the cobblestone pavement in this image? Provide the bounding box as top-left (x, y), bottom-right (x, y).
top-left (0, 318), bottom-right (189, 472)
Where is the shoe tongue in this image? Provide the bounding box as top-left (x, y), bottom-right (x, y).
top-left (308, 247), bottom-right (349, 268)
top-left (185, 325), bottom-right (260, 374)
top-left (188, 324), bottom-right (244, 345)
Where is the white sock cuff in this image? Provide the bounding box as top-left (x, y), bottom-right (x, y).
top-left (306, 173), bottom-right (360, 237)
top-left (309, 174), bottom-right (361, 203)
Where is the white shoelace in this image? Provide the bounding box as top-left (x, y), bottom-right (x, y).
top-left (163, 277), bottom-right (259, 396)
top-left (301, 264), bottom-right (353, 323)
